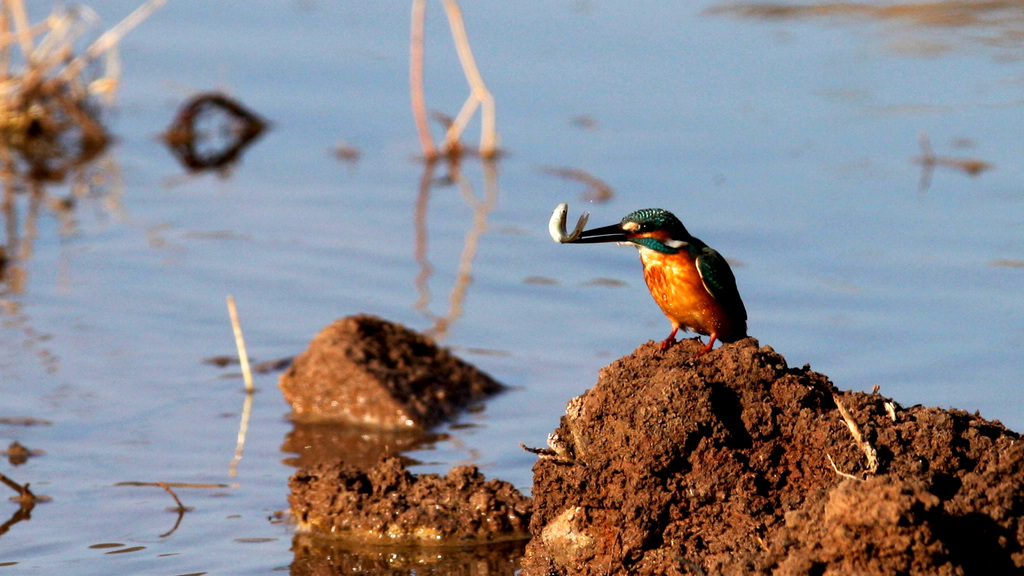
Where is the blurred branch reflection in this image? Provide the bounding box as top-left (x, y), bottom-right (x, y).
top-left (913, 132), bottom-right (992, 193)
top-left (707, 1), bottom-right (1024, 51)
top-left (0, 145), bottom-right (123, 296)
top-left (1, 136), bottom-right (122, 376)
top-left (413, 157), bottom-right (498, 340)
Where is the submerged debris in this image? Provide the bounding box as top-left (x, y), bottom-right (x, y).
top-left (914, 132), bottom-right (993, 192)
top-left (289, 456), bottom-right (531, 545)
top-left (2, 441), bottom-right (43, 466)
top-left (163, 92), bottom-right (267, 172)
top-left (278, 315), bottom-right (503, 429)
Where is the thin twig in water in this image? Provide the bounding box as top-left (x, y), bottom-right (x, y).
top-left (116, 480), bottom-right (195, 538)
top-left (155, 481), bottom-right (191, 512)
top-left (227, 295), bottom-right (254, 393)
top-left (914, 132), bottom-right (993, 193)
top-left (116, 481), bottom-right (230, 488)
top-left (0, 471), bottom-right (30, 502)
top-left (227, 295), bottom-right (254, 477)
top-left (0, 470), bottom-right (47, 504)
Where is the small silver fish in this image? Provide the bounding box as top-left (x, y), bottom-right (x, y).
top-left (548, 203), bottom-right (589, 243)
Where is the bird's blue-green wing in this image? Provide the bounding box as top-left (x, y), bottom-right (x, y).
top-left (695, 248), bottom-right (748, 324)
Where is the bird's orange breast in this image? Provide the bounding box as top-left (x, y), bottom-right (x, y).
top-left (639, 250), bottom-right (740, 340)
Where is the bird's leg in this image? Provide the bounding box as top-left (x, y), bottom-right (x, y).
top-left (695, 333), bottom-right (719, 357)
top-left (660, 326), bottom-right (680, 351)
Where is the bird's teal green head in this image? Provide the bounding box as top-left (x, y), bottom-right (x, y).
top-left (569, 208), bottom-right (693, 254)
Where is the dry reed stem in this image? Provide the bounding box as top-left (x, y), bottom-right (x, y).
top-left (408, 0), bottom-right (498, 160)
top-left (826, 453), bottom-right (863, 482)
top-left (5, 0), bottom-right (33, 61)
top-left (116, 481), bottom-right (230, 488)
top-left (227, 295), bottom-right (254, 478)
top-left (409, 0), bottom-right (435, 159)
top-left (884, 401), bottom-right (898, 422)
top-left (440, 0), bottom-right (497, 157)
top-left (227, 295), bottom-right (253, 393)
top-left (0, 0), bottom-right (164, 182)
top-left (833, 395), bottom-right (879, 475)
top-left (58, 0), bottom-right (167, 88)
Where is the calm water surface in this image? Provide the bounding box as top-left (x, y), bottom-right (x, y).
top-left (1, 1), bottom-right (1022, 573)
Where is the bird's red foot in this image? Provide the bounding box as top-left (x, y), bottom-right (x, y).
top-left (694, 333), bottom-right (719, 357)
top-left (660, 326), bottom-right (680, 351)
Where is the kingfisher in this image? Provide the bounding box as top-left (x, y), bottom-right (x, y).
top-left (556, 206), bottom-right (747, 355)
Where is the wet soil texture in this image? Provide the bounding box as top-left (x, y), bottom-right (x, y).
top-left (278, 315), bottom-right (503, 429)
top-left (289, 456), bottom-right (531, 545)
top-left (521, 338), bottom-right (1024, 575)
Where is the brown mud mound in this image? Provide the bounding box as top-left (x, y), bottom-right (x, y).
top-left (522, 338), bottom-right (1024, 575)
top-left (279, 315), bottom-right (503, 428)
top-left (289, 456), bottom-right (531, 545)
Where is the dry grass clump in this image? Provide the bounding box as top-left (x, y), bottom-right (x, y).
top-left (0, 0), bottom-right (164, 180)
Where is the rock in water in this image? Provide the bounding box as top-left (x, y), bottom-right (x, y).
top-left (278, 315), bottom-right (503, 429)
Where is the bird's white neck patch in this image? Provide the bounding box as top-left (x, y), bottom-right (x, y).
top-left (664, 238), bottom-right (688, 249)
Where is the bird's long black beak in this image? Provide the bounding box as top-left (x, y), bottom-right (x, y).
top-left (569, 223), bottom-right (629, 244)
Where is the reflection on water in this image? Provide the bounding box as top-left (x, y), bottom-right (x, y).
top-left (0, 496), bottom-right (33, 539)
top-left (414, 157), bottom-right (498, 340)
top-left (708, 1), bottom-right (1023, 28)
top-left (291, 533), bottom-right (524, 576)
top-left (913, 132), bottom-right (992, 193)
top-left (281, 420), bottom-right (446, 472)
top-left (0, 467), bottom-right (50, 538)
top-left (1, 144), bottom-right (122, 375)
top-left (0, 0), bottom-right (133, 297)
top-left (162, 92), bottom-right (268, 175)
top-left (541, 165), bottom-right (615, 203)
top-left (708, 0), bottom-right (1024, 53)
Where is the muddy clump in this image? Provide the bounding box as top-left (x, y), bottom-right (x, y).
top-left (521, 337), bottom-right (1024, 575)
top-left (278, 315), bottom-right (503, 429)
top-left (289, 456), bottom-right (531, 545)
